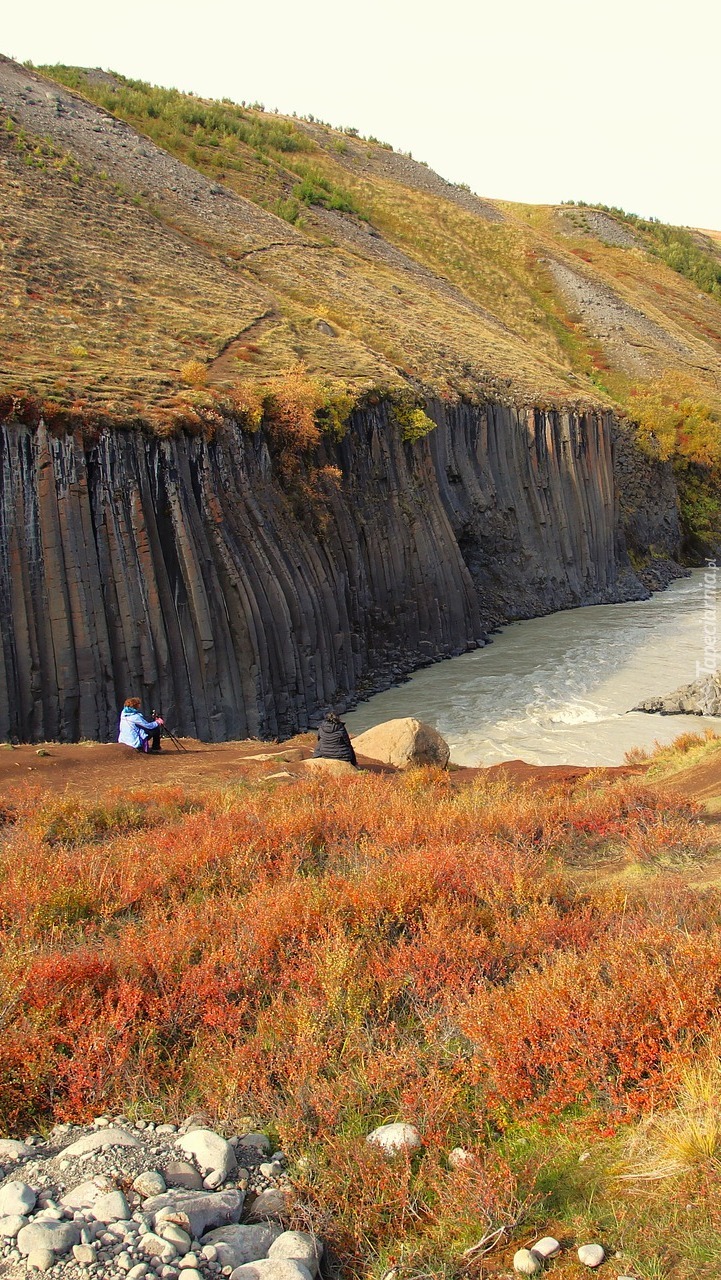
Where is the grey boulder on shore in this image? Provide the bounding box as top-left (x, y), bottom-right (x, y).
top-left (633, 670), bottom-right (721, 717)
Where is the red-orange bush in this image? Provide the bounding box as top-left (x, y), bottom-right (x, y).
top-left (0, 766), bottom-right (718, 1269)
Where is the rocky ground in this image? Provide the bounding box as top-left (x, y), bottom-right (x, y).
top-left (0, 1119), bottom-right (618, 1280)
top-left (545, 259), bottom-right (694, 379)
top-left (0, 1115), bottom-right (323, 1280)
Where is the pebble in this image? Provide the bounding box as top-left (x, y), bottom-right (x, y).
top-left (140, 1232), bottom-right (178, 1261)
top-left (117, 1251), bottom-right (134, 1269)
top-left (243, 1189), bottom-right (288, 1222)
top-left (126, 1266), bottom-right (150, 1280)
top-left (229, 1262), bottom-right (312, 1280)
top-left (134, 1172), bottom-right (167, 1199)
top-left (235, 1134), bottom-right (271, 1157)
top-left (93, 1190), bottom-right (131, 1222)
top-left (578, 1244), bottom-right (606, 1267)
top-left (0, 1140), bottom-right (33, 1161)
top-left (180, 1271), bottom-right (203, 1280)
top-left (447, 1147), bottom-right (474, 1170)
top-left (175, 1130), bottom-right (237, 1182)
top-left (0, 1214), bottom-right (28, 1238)
top-left (513, 1248), bottom-right (542, 1275)
top-left (532, 1236), bottom-right (561, 1259)
top-left (268, 1230), bottom-right (323, 1277)
top-left (0, 1181), bottom-right (37, 1217)
top-left (73, 1243), bottom-right (97, 1263)
top-left (163, 1162), bottom-right (204, 1192)
top-left (27, 1247), bottom-right (55, 1271)
top-left (62, 1129), bottom-right (142, 1157)
top-left (159, 1224), bottom-right (192, 1252)
top-left (17, 1219), bottom-right (81, 1256)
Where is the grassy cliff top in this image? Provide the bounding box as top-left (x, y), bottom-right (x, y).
top-left (2, 56), bottom-right (721, 439)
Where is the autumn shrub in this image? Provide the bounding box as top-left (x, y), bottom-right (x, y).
top-left (1, 762), bottom-right (720, 1272)
top-left (179, 358), bottom-right (208, 388)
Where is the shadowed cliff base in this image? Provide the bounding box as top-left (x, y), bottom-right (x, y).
top-left (0, 401), bottom-right (682, 744)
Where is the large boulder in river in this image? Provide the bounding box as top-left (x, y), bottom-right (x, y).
top-left (634, 670), bottom-right (721, 716)
top-left (351, 718), bottom-right (450, 769)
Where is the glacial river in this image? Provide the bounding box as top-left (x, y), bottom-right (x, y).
top-left (343, 570), bottom-right (721, 766)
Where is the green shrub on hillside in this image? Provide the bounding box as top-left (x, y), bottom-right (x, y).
top-left (291, 167), bottom-right (365, 216)
top-left (567, 200), bottom-right (721, 300)
top-left (37, 66), bottom-right (315, 158)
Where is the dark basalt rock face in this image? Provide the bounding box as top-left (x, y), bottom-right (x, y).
top-left (0, 402), bottom-right (681, 742)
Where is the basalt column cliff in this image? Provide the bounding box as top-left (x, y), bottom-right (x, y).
top-left (0, 403), bottom-right (680, 742)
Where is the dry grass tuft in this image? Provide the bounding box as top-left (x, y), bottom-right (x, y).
top-left (618, 1052), bottom-right (721, 1180)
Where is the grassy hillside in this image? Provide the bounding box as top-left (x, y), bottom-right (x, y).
top-left (2, 737), bottom-right (721, 1277)
top-left (2, 56), bottom-right (721, 544)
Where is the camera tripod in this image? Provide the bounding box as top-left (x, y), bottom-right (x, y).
top-left (151, 709), bottom-right (189, 753)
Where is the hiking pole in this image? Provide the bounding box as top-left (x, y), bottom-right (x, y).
top-left (152, 709), bottom-right (189, 753)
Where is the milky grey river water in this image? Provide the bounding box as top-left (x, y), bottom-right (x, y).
top-left (343, 571), bottom-right (721, 766)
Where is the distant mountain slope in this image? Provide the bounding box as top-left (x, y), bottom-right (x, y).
top-left (2, 55), bottom-right (720, 434)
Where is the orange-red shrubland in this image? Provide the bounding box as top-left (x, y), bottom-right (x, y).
top-left (0, 768), bottom-right (717, 1269)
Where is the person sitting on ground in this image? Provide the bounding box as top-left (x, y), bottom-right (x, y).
top-left (313, 710), bottom-right (358, 766)
top-left (117, 697), bottom-right (164, 753)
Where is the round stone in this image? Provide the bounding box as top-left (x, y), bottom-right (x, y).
top-left (159, 1224), bottom-right (191, 1252)
top-left (513, 1248), bottom-right (542, 1275)
top-left (0, 1183), bottom-right (36, 1218)
top-left (27, 1248), bottom-right (55, 1271)
top-left (532, 1236), bottom-right (561, 1259)
top-left (578, 1243), bottom-right (605, 1267)
top-left (268, 1230), bottom-right (324, 1277)
top-left (133, 1173), bottom-right (167, 1199)
top-left (0, 1215), bottom-right (28, 1239)
top-left (447, 1147), bottom-right (475, 1170)
top-left (366, 1122), bottom-right (422, 1156)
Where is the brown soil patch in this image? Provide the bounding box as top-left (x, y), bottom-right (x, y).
top-left (0, 740), bottom-right (643, 801)
top-left (0, 737), bottom-right (401, 799)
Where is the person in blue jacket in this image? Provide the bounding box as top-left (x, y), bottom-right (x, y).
top-left (117, 697), bottom-right (164, 752)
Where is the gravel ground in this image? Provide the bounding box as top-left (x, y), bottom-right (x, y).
top-left (0, 1114), bottom-right (314, 1280)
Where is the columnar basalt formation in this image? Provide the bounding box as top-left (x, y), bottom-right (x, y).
top-left (0, 403), bottom-right (681, 742)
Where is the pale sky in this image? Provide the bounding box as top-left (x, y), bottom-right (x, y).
top-left (3, 0), bottom-right (720, 229)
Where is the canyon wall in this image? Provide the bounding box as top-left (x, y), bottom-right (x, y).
top-left (0, 403), bottom-right (681, 742)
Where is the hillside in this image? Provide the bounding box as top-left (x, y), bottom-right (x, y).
top-left (0, 54), bottom-right (718, 743)
top-left (2, 56), bottom-right (721, 437)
